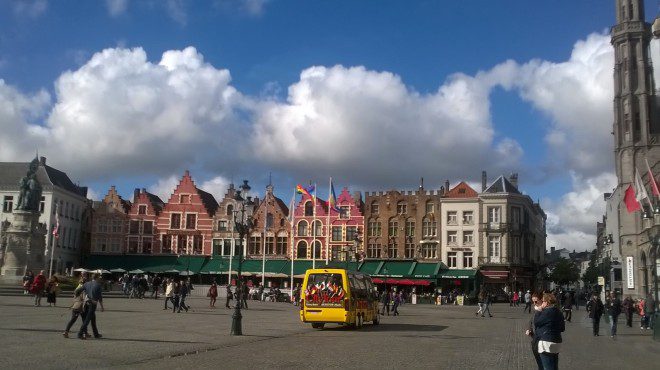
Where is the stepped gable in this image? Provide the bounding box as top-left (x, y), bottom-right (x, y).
top-left (130, 188), bottom-right (164, 215)
top-left (444, 182), bottom-right (478, 198)
top-left (102, 186), bottom-right (131, 213)
top-left (167, 171), bottom-right (219, 216)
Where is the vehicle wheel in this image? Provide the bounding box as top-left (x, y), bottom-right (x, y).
top-left (357, 314), bottom-right (363, 328)
top-left (373, 314), bottom-right (380, 325)
top-left (311, 323), bottom-right (325, 329)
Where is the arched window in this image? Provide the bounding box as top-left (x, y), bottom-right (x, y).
top-left (396, 201), bottom-right (407, 214)
top-left (312, 240), bottom-right (322, 260)
top-left (312, 220), bottom-right (323, 236)
top-left (388, 218), bottom-right (398, 237)
top-left (226, 204), bottom-right (234, 216)
top-left (297, 220), bottom-right (308, 236)
top-left (425, 201), bottom-right (434, 214)
top-left (304, 201), bottom-right (314, 216)
top-left (296, 241), bottom-right (307, 259)
top-left (266, 213), bottom-right (274, 228)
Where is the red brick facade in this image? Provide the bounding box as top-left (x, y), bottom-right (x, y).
top-left (248, 185), bottom-right (292, 259)
top-left (127, 188), bottom-right (164, 254)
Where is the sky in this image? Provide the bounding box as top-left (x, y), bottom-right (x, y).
top-left (1, 0), bottom-right (659, 252)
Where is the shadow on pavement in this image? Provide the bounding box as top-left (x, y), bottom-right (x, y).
top-left (98, 337), bottom-right (209, 344)
top-left (326, 323), bottom-right (449, 332)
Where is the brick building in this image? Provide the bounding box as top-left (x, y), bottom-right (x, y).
top-left (127, 188), bottom-right (164, 255)
top-left (248, 184), bottom-right (291, 259)
top-left (90, 186), bottom-right (131, 254)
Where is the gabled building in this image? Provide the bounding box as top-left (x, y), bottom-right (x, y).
top-left (156, 171), bottom-right (218, 255)
top-left (440, 181), bottom-right (480, 269)
top-left (211, 183), bottom-right (245, 257)
top-left (127, 188), bottom-right (164, 255)
top-left (90, 186), bottom-right (130, 255)
top-left (248, 184), bottom-right (291, 259)
top-left (327, 187), bottom-right (364, 261)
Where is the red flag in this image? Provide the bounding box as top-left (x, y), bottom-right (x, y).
top-left (645, 159), bottom-right (659, 197)
top-left (624, 184), bottom-right (641, 213)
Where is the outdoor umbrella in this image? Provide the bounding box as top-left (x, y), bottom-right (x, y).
top-left (93, 269), bottom-right (111, 274)
top-left (164, 269), bottom-right (180, 274)
top-left (110, 268), bottom-right (126, 273)
top-left (128, 269), bottom-right (145, 274)
top-left (179, 270), bottom-right (195, 276)
top-left (73, 268), bottom-right (88, 273)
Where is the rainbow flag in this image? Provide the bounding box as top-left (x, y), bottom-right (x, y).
top-left (296, 184), bottom-right (314, 198)
top-left (329, 181), bottom-right (341, 212)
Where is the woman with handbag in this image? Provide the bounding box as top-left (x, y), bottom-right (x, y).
top-left (46, 276), bottom-right (60, 307)
top-left (62, 276), bottom-right (89, 338)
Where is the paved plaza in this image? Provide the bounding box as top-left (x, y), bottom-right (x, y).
top-left (0, 295), bottom-right (657, 369)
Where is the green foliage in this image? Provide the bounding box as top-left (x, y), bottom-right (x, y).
top-left (550, 257), bottom-right (580, 287)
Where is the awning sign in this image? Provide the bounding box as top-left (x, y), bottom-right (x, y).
top-left (626, 256), bottom-right (635, 289)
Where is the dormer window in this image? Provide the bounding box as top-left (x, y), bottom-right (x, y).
top-left (138, 205), bottom-right (147, 215)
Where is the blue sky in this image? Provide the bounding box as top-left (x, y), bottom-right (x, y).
top-left (1, 0), bottom-right (658, 251)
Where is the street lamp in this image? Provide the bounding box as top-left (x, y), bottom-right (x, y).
top-left (231, 180), bottom-right (254, 336)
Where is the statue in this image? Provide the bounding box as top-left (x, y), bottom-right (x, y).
top-left (16, 157), bottom-right (42, 212)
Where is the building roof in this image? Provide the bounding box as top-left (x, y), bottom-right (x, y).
top-left (0, 161), bottom-right (87, 197)
top-left (444, 181), bottom-right (478, 198)
top-left (196, 187), bottom-right (219, 215)
top-left (145, 192), bottom-right (164, 213)
top-left (483, 175), bottom-right (521, 195)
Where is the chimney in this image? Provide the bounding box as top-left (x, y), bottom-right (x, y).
top-left (509, 173), bottom-right (519, 189)
top-left (419, 177), bottom-right (424, 191)
top-left (481, 171), bottom-right (487, 192)
top-left (39, 156), bottom-right (46, 165)
top-left (444, 180), bottom-right (450, 194)
top-left (141, 188), bottom-right (146, 194)
top-left (134, 188), bottom-right (140, 202)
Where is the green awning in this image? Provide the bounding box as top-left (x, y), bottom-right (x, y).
top-left (375, 261), bottom-right (415, 278)
top-left (174, 256), bottom-right (208, 273)
top-left (85, 255), bottom-right (179, 272)
top-left (411, 262), bottom-right (444, 279)
top-left (199, 257), bottom-right (231, 274)
top-left (438, 269), bottom-right (478, 279)
top-left (358, 260), bottom-right (383, 275)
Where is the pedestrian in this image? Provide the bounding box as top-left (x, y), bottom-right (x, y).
top-left (178, 281), bottom-right (189, 313)
top-left (292, 284), bottom-right (300, 306)
top-left (62, 275), bottom-right (89, 338)
top-left (573, 291), bottom-right (579, 310)
top-left (172, 281), bottom-right (181, 313)
top-left (586, 293), bottom-right (604, 336)
top-left (241, 283), bottom-right (249, 309)
top-left (562, 291), bottom-right (573, 322)
top-left (482, 291), bottom-right (493, 317)
top-left (392, 291), bottom-right (401, 316)
top-left (208, 282), bottom-right (218, 308)
top-left (524, 290), bottom-right (532, 313)
top-left (225, 284), bottom-right (232, 309)
top-left (525, 292), bottom-right (544, 370)
top-left (513, 291), bottom-right (520, 308)
top-left (46, 276), bottom-right (60, 307)
top-left (74, 273), bottom-right (104, 340)
top-left (476, 290), bottom-right (485, 316)
top-left (534, 293), bottom-right (565, 370)
top-left (606, 291), bottom-right (622, 339)
top-left (163, 278), bottom-right (174, 310)
top-left (22, 270), bottom-right (34, 295)
top-left (151, 275), bottom-right (161, 299)
top-left (622, 295), bottom-right (634, 328)
top-left (30, 270), bottom-right (47, 306)
top-left (642, 293), bottom-right (655, 330)
top-left (380, 289), bottom-right (391, 316)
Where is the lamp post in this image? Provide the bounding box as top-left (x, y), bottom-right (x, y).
top-left (231, 180), bottom-right (254, 336)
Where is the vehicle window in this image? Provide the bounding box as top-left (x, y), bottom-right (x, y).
top-left (305, 273), bottom-right (345, 307)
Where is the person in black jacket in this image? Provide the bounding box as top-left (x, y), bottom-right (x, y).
top-left (606, 291), bottom-right (622, 338)
top-left (534, 293), bottom-right (565, 370)
top-left (525, 292), bottom-right (544, 370)
top-left (586, 294), bottom-right (604, 336)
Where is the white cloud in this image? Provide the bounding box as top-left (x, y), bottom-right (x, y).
top-left (214, 0), bottom-right (270, 16)
top-left (165, 0), bottom-right (188, 25)
top-left (13, 0), bottom-right (47, 18)
top-left (200, 176), bottom-right (231, 202)
top-left (148, 175), bottom-right (180, 203)
top-left (0, 80), bottom-right (50, 160)
top-left (106, 0), bottom-right (128, 17)
top-left (86, 188), bottom-right (101, 201)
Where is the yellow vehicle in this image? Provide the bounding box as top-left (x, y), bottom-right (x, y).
top-left (299, 268), bottom-right (379, 329)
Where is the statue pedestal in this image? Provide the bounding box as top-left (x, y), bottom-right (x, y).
top-left (0, 210), bottom-right (46, 283)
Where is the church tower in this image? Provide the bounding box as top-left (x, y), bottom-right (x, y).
top-left (611, 0), bottom-right (658, 185)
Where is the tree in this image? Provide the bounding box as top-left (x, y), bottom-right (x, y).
top-left (550, 258), bottom-right (580, 287)
top-left (582, 253), bottom-right (599, 286)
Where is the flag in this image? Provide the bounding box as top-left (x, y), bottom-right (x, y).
top-left (296, 184), bottom-right (315, 200)
top-left (328, 180), bottom-right (341, 212)
top-left (52, 205), bottom-right (60, 239)
top-left (624, 184), bottom-right (641, 213)
top-left (645, 159), bottom-right (660, 197)
top-left (634, 168), bottom-right (650, 205)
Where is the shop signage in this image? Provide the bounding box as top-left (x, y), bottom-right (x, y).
top-left (626, 256), bottom-right (635, 289)
top-left (597, 276), bottom-right (605, 286)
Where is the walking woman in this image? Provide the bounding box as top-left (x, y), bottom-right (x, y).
top-left (22, 270), bottom-right (34, 295)
top-left (525, 292), bottom-right (544, 369)
top-left (534, 293), bottom-right (565, 370)
top-left (208, 282), bottom-right (218, 308)
top-left (30, 270), bottom-right (47, 306)
top-left (46, 276), bottom-right (60, 307)
top-left (62, 275), bottom-right (88, 338)
top-left (622, 296), bottom-right (634, 327)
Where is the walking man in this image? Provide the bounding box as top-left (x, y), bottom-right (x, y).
top-left (380, 289), bottom-right (391, 316)
top-left (607, 291), bottom-right (622, 338)
top-left (482, 291), bottom-right (493, 317)
top-left (178, 281), bottom-right (189, 313)
top-left (225, 284), bottom-right (232, 309)
top-left (523, 290), bottom-right (532, 313)
top-left (75, 273), bottom-right (104, 340)
top-left (163, 279), bottom-right (173, 310)
top-left (476, 290), bottom-right (485, 316)
top-left (562, 291), bottom-right (573, 322)
top-left (151, 275), bottom-right (161, 299)
top-left (586, 294), bottom-right (604, 336)
top-left (392, 291), bottom-right (401, 316)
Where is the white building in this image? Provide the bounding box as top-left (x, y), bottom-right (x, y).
top-left (0, 157), bottom-right (88, 274)
top-left (439, 182), bottom-right (480, 270)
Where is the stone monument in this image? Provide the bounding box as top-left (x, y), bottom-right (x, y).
top-left (0, 157), bottom-right (47, 283)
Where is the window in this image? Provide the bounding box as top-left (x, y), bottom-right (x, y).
top-left (340, 206), bottom-right (350, 219)
top-left (180, 194), bottom-right (189, 203)
top-left (332, 226), bottom-right (342, 241)
top-left (488, 207), bottom-right (501, 223)
top-left (226, 204), bottom-right (234, 216)
top-left (264, 236), bottom-right (274, 254)
top-left (142, 238), bottom-right (152, 254)
top-left (177, 235), bottom-right (187, 254)
top-left (448, 252), bottom-right (457, 268)
top-left (463, 252), bottom-right (473, 268)
top-left (304, 201), bottom-right (313, 216)
top-left (371, 202), bottom-right (379, 214)
top-left (162, 235), bottom-right (172, 253)
top-left (425, 201), bottom-right (434, 214)
top-left (346, 226), bottom-right (357, 242)
top-left (296, 241), bottom-right (307, 259)
top-left (367, 243), bottom-right (381, 258)
top-left (129, 220), bottom-right (140, 234)
top-left (463, 231), bottom-right (473, 245)
top-left (128, 237), bottom-right (139, 253)
top-left (280, 218), bottom-right (286, 227)
top-left (388, 219), bottom-right (398, 237)
top-left (368, 219), bottom-right (381, 237)
top-left (97, 237), bottom-right (107, 252)
top-left (422, 243), bottom-right (437, 259)
top-left (249, 236), bottom-right (262, 255)
top-left (218, 220), bottom-right (228, 232)
top-left (39, 196), bottom-right (45, 213)
top-left (488, 236), bottom-right (501, 261)
top-left (266, 213), bottom-right (274, 228)
top-left (97, 220), bottom-right (107, 233)
top-left (447, 211), bottom-right (457, 225)
top-left (53, 199), bottom-right (58, 215)
top-left (112, 219), bottom-right (122, 233)
top-left (2, 196), bottom-right (13, 213)
top-left (397, 202), bottom-right (407, 214)
top-left (143, 221), bottom-right (153, 235)
top-left (447, 231), bottom-right (457, 244)
top-left (405, 240), bottom-right (415, 258)
top-left (511, 207), bottom-right (521, 225)
top-left (224, 239), bottom-right (233, 256)
top-left (462, 211), bottom-right (473, 225)
top-left (170, 214), bottom-right (181, 229)
top-left (312, 220), bottom-right (323, 236)
top-left (138, 205), bottom-right (147, 215)
top-left (193, 235), bottom-right (203, 254)
top-left (276, 237), bottom-right (287, 255)
top-left (186, 213), bottom-right (197, 230)
top-left (422, 218), bottom-right (437, 237)
top-left (512, 237), bottom-right (520, 259)
top-left (387, 239), bottom-right (398, 258)
top-left (297, 220), bottom-right (308, 236)
top-left (312, 240), bottom-right (322, 259)
top-left (405, 219), bottom-right (415, 237)
top-left (213, 239), bottom-right (222, 255)
top-left (65, 202), bottom-right (69, 218)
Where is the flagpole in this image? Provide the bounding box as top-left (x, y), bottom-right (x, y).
top-left (48, 202), bottom-right (58, 278)
top-left (645, 158), bottom-right (659, 200)
top-left (229, 215), bottom-right (234, 286)
top-left (636, 167), bottom-right (655, 211)
top-left (261, 190), bottom-right (268, 291)
top-left (290, 189), bottom-right (296, 298)
top-left (326, 177), bottom-right (331, 265)
top-left (312, 183), bottom-right (317, 269)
